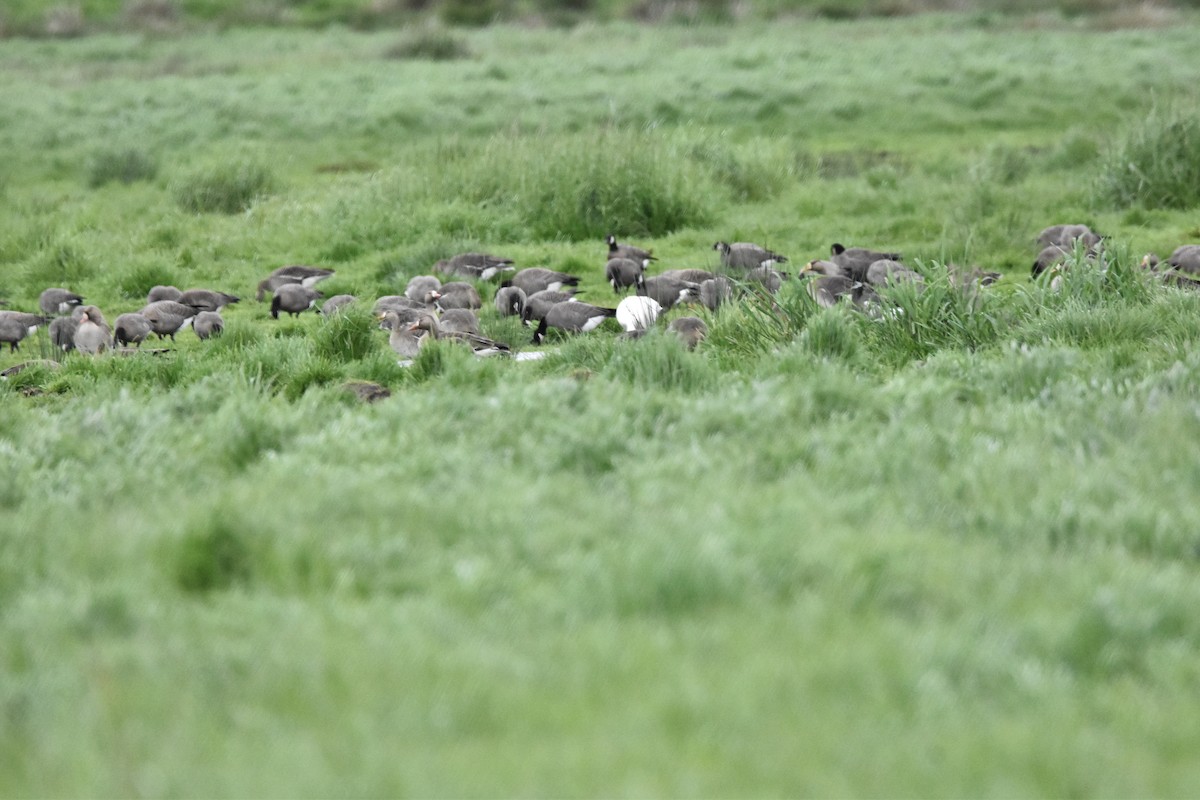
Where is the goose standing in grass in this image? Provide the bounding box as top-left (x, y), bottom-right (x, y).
top-left (270, 285), bottom-right (321, 319)
top-left (606, 235), bottom-right (656, 264)
top-left (141, 300), bottom-right (198, 339)
top-left (0, 311), bottom-right (48, 351)
top-left (831, 243), bottom-right (902, 282)
top-left (320, 294), bottom-right (357, 315)
top-left (179, 289), bottom-right (240, 313)
top-left (639, 275), bottom-right (701, 310)
top-left (434, 253), bottom-right (516, 281)
top-left (801, 261), bottom-right (856, 308)
top-left (49, 316), bottom-right (78, 351)
top-left (605, 257), bottom-right (648, 294)
top-left (1168, 245), bottom-right (1200, 274)
top-left (114, 312), bottom-right (153, 347)
top-left (660, 268), bottom-right (717, 284)
top-left (405, 275), bottom-right (442, 302)
top-left (73, 310), bottom-right (110, 354)
top-left (616, 295), bottom-right (662, 335)
top-left (865, 259), bottom-right (923, 287)
top-left (668, 317), bottom-right (708, 350)
top-left (380, 310), bottom-right (423, 360)
top-left (495, 285), bottom-right (527, 318)
top-left (193, 311), bottom-right (224, 340)
top-left (510, 268), bottom-right (580, 296)
top-left (39, 288), bottom-right (83, 315)
top-left (256, 266), bottom-right (334, 301)
top-left (147, 285), bottom-right (182, 303)
top-left (531, 302), bottom-right (616, 343)
top-left (1031, 244), bottom-right (1070, 278)
top-left (437, 308), bottom-right (483, 337)
top-left (1036, 224), bottom-right (1102, 251)
top-left (713, 241), bottom-right (788, 271)
top-left (434, 282), bottom-right (482, 311)
top-left (699, 276), bottom-right (733, 311)
top-left (746, 266), bottom-right (789, 293)
top-left (522, 290), bottom-right (579, 325)
top-left (414, 313), bottom-right (510, 355)
top-left (375, 294), bottom-right (432, 315)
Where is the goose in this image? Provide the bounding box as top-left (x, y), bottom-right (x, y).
top-left (113, 312), bottom-right (152, 347)
top-left (947, 264), bottom-right (1001, 291)
top-left (413, 313), bottom-right (510, 355)
top-left (38, 288), bottom-right (83, 315)
top-left (73, 311), bottom-right (110, 354)
top-left (140, 300), bottom-right (198, 339)
top-left (699, 276), bottom-right (734, 311)
top-left (616, 295), bottom-right (662, 333)
top-left (660, 268), bottom-right (717, 284)
top-left (1036, 224), bottom-right (1102, 251)
top-left (494, 285), bottom-right (527, 318)
top-left (638, 275), bottom-right (701, 309)
top-left (147, 285), bottom-right (182, 304)
top-left (605, 257), bottom-right (648, 294)
top-left (1168, 245), bottom-right (1200, 274)
top-left (320, 294), bottom-right (357, 315)
top-left (522, 289), bottom-right (579, 325)
top-left (865, 259), bottom-right (923, 287)
top-left (405, 275), bottom-right (442, 302)
top-left (343, 380), bottom-right (391, 403)
top-left (746, 266), bottom-right (789, 293)
top-left (70, 305), bottom-right (107, 326)
top-left (1031, 244), bottom-right (1070, 278)
top-left (606, 235), bottom-right (656, 264)
top-left (379, 310), bottom-right (424, 359)
top-left (255, 265), bottom-right (334, 300)
top-left (668, 317), bottom-right (708, 350)
top-left (437, 308), bottom-right (482, 337)
top-left (433, 282), bottom-right (482, 311)
top-left (805, 275), bottom-right (856, 308)
top-left (434, 253), bottom-right (516, 281)
top-left (49, 316), bottom-right (78, 351)
top-left (713, 241), bottom-right (788, 271)
top-left (193, 311), bottom-right (224, 340)
top-left (531, 302), bottom-right (616, 343)
top-left (256, 274), bottom-right (302, 302)
top-left (510, 268), bottom-right (580, 296)
top-left (374, 295), bottom-right (429, 315)
top-left (831, 243), bottom-right (902, 282)
top-left (804, 259), bottom-right (849, 279)
top-left (270, 285), bottom-right (321, 319)
top-left (0, 311), bottom-right (48, 351)
top-left (179, 289), bottom-right (240, 312)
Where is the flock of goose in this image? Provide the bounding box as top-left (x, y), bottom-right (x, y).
top-left (4, 224), bottom-right (1199, 371)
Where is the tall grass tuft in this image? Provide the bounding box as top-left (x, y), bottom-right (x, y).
top-left (1095, 102), bottom-right (1200, 210)
top-left (174, 514), bottom-right (256, 594)
top-left (115, 262), bottom-right (178, 300)
top-left (384, 29), bottom-right (472, 61)
top-left (173, 159), bottom-right (276, 214)
top-left (312, 306), bottom-right (379, 362)
top-left (85, 146), bottom-right (158, 188)
top-left (605, 331), bottom-right (717, 392)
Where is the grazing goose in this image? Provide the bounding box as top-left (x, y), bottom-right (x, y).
top-left (947, 264), bottom-right (1001, 291)
top-left (140, 300), bottom-right (198, 339)
top-left (39, 288), bottom-right (83, 315)
top-left (113, 312), bottom-right (152, 347)
top-left (804, 259), bottom-right (849, 279)
top-left (414, 313), bottom-right (511, 356)
top-left (49, 316), bottom-right (79, 351)
top-left (639, 275), bottom-right (701, 310)
top-left (255, 265), bottom-right (334, 300)
top-left (668, 317), bottom-right (708, 350)
top-left (660, 268), bottom-right (717, 284)
top-left (713, 241), bottom-right (788, 271)
top-left (865, 259), bottom-right (923, 287)
top-left (0, 311), bottom-right (48, 351)
top-left (1031, 244), bottom-right (1070, 278)
top-left (616, 295), bottom-right (662, 333)
top-left (73, 310), bottom-right (110, 354)
top-left (522, 290), bottom-right (579, 325)
top-left (510, 268), bottom-right (580, 296)
top-left (605, 257), bottom-right (648, 294)
top-left (531, 302), bottom-right (616, 343)
top-left (1036, 224), bottom-right (1102, 251)
top-left (746, 266), bottom-right (789, 293)
top-left (831, 243), bottom-right (902, 282)
top-left (437, 308), bottom-right (482, 337)
top-left (147, 285), bottom-right (183, 304)
top-left (495, 285), bottom-right (527, 318)
top-left (320, 294), bottom-right (357, 315)
top-left (405, 275), bottom-right (442, 302)
top-left (193, 311), bottom-right (224, 340)
top-left (178, 289), bottom-right (240, 312)
top-left (270, 285), bottom-right (321, 319)
top-left (379, 310), bottom-right (424, 359)
top-left (374, 295), bottom-right (429, 315)
top-left (434, 253), bottom-right (516, 281)
top-left (806, 275), bottom-right (857, 309)
top-left (699, 276), bottom-right (734, 311)
top-left (606, 235), bottom-right (656, 264)
top-left (256, 274), bottom-right (302, 302)
top-left (343, 380), bottom-right (391, 403)
top-left (434, 282), bottom-right (482, 311)
top-left (1168, 245), bottom-right (1200, 274)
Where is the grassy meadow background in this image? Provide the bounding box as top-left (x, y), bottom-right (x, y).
top-left (5, 1), bottom-right (1200, 795)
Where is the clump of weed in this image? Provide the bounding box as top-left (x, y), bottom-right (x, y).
top-left (384, 29), bottom-right (472, 61)
top-left (173, 159), bottom-right (276, 214)
top-left (313, 306), bottom-right (379, 362)
top-left (606, 330), bottom-right (716, 392)
top-left (115, 262), bottom-right (178, 300)
top-left (85, 146), bottom-right (158, 188)
top-left (440, 0), bottom-right (510, 25)
top-left (22, 242), bottom-right (92, 293)
top-left (174, 514), bottom-right (255, 594)
top-left (801, 308), bottom-right (861, 362)
top-left (284, 356), bottom-right (343, 400)
top-left (1095, 102), bottom-right (1200, 209)
top-left (689, 138), bottom-right (791, 202)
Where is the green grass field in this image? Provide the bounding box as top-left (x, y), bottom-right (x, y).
top-left (4, 8), bottom-right (1200, 796)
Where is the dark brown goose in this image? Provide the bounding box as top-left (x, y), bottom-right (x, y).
top-left (147, 285), bottom-right (182, 304)
top-left (39, 288), bottom-right (84, 315)
top-left (193, 311), bottom-right (224, 340)
top-left (831, 244), bottom-right (901, 282)
top-left (140, 301), bottom-right (198, 340)
top-left (522, 290), bottom-right (579, 325)
top-left (434, 253), bottom-right (516, 281)
top-left (660, 268), bottom-right (717, 284)
top-left (531, 302), bottom-right (616, 343)
top-left (605, 257), bottom-right (648, 294)
top-left (494, 285), bottom-right (527, 317)
top-left (256, 265), bottom-right (334, 300)
top-left (50, 316), bottom-right (78, 351)
top-left (510, 268), bottom-right (581, 296)
top-left (0, 311), bottom-right (48, 351)
top-left (270, 285), bottom-right (321, 319)
top-left (1036, 224), bottom-right (1102, 251)
top-left (606, 235), bottom-right (656, 264)
top-left (320, 294), bottom-right (357, 315)
top-left (638, 275), bottom-right (701, 309)
top-left (114, 313), bottom-right (152, 347)
top-left (699, 276), bottom-right (733, 311)
top-left (667, 317), bottom-right (708, 350)
top-left (1168, 245), bottom-right (1200, 274)
top-left (179, 289), bottom-right (240, 312)
top-left (434, 282), bottom-right (482, 311)
top-left (1031, 245), bottom-right (1070, 278)
top-left (713, 241), bottom-right (788, 271)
